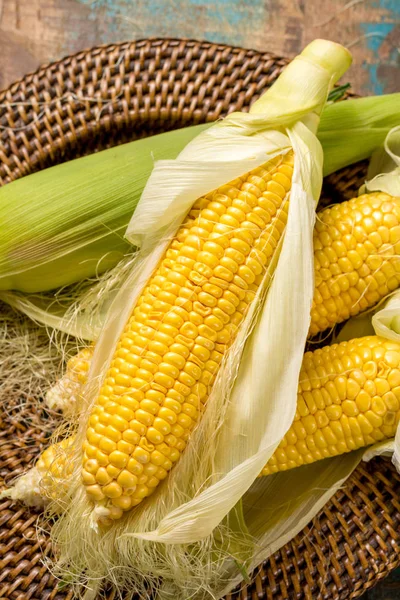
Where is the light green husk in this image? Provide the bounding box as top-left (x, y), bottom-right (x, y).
top-left (0, 93), bottom-right (399, 295)
top-left (37, 40), bottom-right (356, 600)
top-left (0, 126), bottom-right (207, 293)
top-left (318, 94), bottom-right (400, 175)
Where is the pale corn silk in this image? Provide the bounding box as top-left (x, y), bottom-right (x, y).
top-left (44, 41), bottom-right (356, 600)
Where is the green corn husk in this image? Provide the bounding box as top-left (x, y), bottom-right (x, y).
top-left (318, 93), bottom-right (400, 175)
top-left (0, 94), bottom-right (399, 294)
top-left (0, 125), bottom-right (208, 293)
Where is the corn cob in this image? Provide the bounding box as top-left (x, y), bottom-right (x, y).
top-left (37, 436), bottom-right (75, 496)
top-left (310, 192), bottom-right (400, 335)
top-left (81, 153), bottom-right (294, 520)
top-left (46, 347), bottom-right (93, 415)
top-left (262, 335), bottom-right (400, 475)
top-left (0, 437), bottom-right (74, 507)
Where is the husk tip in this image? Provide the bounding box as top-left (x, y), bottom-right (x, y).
top-left (301, 39), bottom-right (352, 84)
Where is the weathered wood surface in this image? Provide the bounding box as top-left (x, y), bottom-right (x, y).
top-left (0, 0), bottom-right (399, 95)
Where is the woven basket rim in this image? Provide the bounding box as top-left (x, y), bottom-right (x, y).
top-left (1, 36), bottom-right (284, 94)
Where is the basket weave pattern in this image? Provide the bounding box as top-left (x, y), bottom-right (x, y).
top-left (0, 38), bottom-right (399, 600)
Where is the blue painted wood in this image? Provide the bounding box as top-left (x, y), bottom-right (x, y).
top-left (1, 0), bottom-right (398, 95)
top-left (360, 0), bottom-right (400, 95)
top-left (73, 0), bottom-right (400, 96)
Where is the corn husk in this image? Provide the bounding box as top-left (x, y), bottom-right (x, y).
top-left (37, 40), bottom-right (357, 600)
top-left (318, 93), bottom-right (400, 175)
top-left (0, 125), bottom-right (207, 293)
top-left (0, 93), bottom-right (399, 299)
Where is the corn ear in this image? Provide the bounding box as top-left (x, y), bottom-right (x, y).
top-left (0, 436), bottom-right (74, 507)
top-left (262, 335), bottom-right (400, 475)
top-left (310, 191), bottom-right (400, 336)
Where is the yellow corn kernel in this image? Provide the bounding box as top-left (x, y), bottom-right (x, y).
top-left (261, 336), bottom-right (400, 476)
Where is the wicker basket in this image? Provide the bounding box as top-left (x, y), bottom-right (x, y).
top-left (0, 38), bottom-right (399, 600)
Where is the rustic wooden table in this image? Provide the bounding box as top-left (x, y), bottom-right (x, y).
top-left (0, 0), bottom-right (399, 94)
top-left (0, 1), bottom-right (399, 598)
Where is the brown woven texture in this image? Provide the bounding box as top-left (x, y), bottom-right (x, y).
top-left (0, 38), bottom-right (398, 600)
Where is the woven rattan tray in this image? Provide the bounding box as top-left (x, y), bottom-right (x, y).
top-left (0, 38), bottom-right (399, 600)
